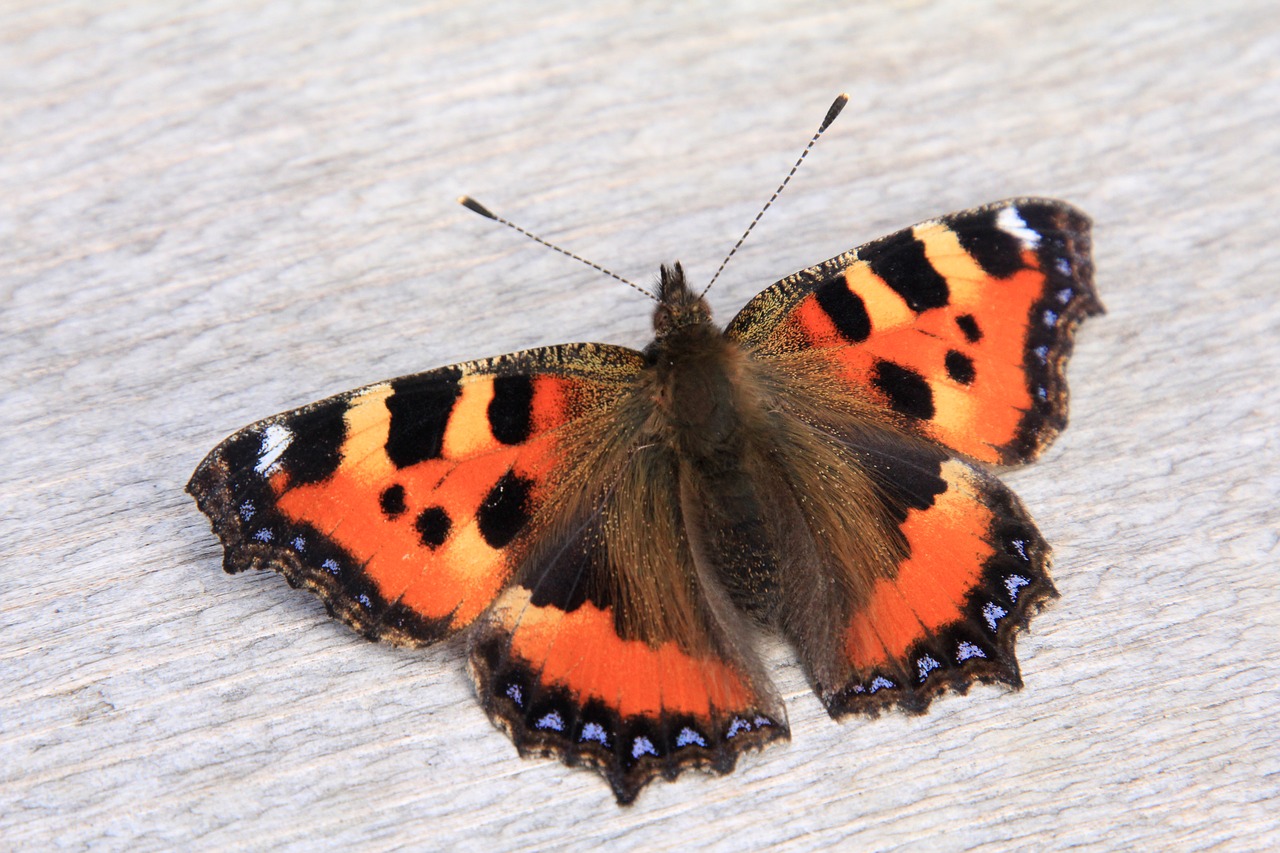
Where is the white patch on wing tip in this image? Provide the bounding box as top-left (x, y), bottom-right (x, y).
top-left (996, 206), bottom-right (1041, 249)
top-left (255, 423), bottom-right (293, 474)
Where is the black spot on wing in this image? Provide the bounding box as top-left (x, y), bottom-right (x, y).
top-left (945, 350), bottom-right (975, 385)
top-left (280, 403), bottom-right (347, 485)
top-left (814, 280), bottom-right (872, 342)
top-left (385, 369), bottom-right (463, 468)
top-left (849, 428), bottom-right (948, 525)
top-left (861, 231), bottom-right (949, 312)
top-left (954, 208), bottom-right (1025, 278)
top-left (488, 375), bottom-right (535, 445)
top-left (956, 314), bottom-right (983, 343)
top-left (379, 484), bottom-right (406, 518)
top-left (526, 532), bottom-right (601, 613)
top-left (873, 360), bottom-right (935, 420)
top-left (415, 506), bottom-right (452, 549)
top-left (477, 471), bottom-right (532, 549)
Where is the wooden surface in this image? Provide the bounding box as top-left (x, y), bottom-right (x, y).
top-left (4, 1), bottom-right (1277, 850)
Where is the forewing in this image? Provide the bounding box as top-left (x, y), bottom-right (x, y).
top-left (726, 198), bottom-right (1101, 465)
top-left (187, 343), bottom-right (644, 646)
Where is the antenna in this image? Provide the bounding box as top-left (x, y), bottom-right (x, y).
top-left (458, 196), bottom-right (658, 302)
top-left (700, 93), bottom-right (849, 298)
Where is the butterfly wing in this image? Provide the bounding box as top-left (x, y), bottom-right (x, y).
top-left (829, 447), bottom-right (1055, 714)
top-left (726, 198), bottom-right (1101, 465)
top-left (722, 198), bottom-right (1098, 715)
top-left (187, 342), bottom-right (645, 645)
top-left (775, 420), bottom-right (1058, 716)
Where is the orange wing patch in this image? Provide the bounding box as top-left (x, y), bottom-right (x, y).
top-left (187, 344), bottom-right (643, 646)
top-left (489, 588), bottom-right (756, 718)
top-left (844, 460), bottom-right (994, 670)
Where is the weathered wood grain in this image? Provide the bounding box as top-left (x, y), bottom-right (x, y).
top-left (3, 1), bottom-right (1277, 849)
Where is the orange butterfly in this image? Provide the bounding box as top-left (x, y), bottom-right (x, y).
top-left (188, 96), bottom-right (1101, 804)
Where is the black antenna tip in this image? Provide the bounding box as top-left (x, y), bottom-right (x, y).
top-left (459, 195), bottom-right (496, 220)
top-left (821, 93), bottom-right (850, 131)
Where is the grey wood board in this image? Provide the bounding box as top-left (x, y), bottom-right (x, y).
top-left (3, 1), bottom-right (1277, 850)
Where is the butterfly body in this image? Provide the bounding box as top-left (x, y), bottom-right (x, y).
top-left (189, 198), bottom-right (1100, 803)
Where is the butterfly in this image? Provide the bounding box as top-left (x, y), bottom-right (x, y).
top-left (188, 98), bottom-right (1101, 805)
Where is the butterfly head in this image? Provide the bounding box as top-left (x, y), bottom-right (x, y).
top-left (653, 263), bottom-right (714, 339)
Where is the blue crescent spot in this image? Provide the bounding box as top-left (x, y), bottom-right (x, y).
top-left (579, 722), bottom-right (608, 745)
top-left (535, 711), bottom-right (564, 732)
top-left (631, 736), bottom-right (657, 758)
top-left (983, 602), bottom-right (1008, 632)
top-left (1005, 574), bottom-right (1031, 601)
top-left (675, 727), bottom-right (707, 748)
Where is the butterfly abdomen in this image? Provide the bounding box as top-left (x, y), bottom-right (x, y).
top-left (675, 432), bottom-right (787, 621)
top-left (635, 267), bottom-right (791, 618)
